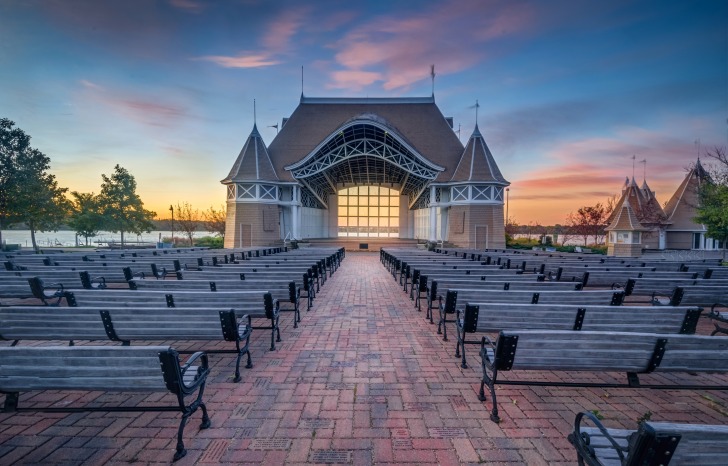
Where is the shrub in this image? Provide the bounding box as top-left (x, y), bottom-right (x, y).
top-left (195, 236), bottom-right (224, 249)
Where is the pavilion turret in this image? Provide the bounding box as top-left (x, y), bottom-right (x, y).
top-left (605, 202), bottom-right (647, 257)
top-left (221, 124), bottom-right (283, 248)
top-left (445, 124), bottom-right (510, 248)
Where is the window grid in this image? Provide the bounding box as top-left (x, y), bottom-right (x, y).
top-left (337, 186), bottom-right (400, 237)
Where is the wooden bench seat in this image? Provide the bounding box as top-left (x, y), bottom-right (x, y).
top-left (568, 411), bottom-right (728, 466)
top-left (0, 306), bottom-right (253, 382)
top-left (478, 330), bottom-right (728, 423)
top-left (66, 288), bottom-right (283, 350)
top-left (128, 278), bottom-right (305, 323)
top-left (454, 303), bottom-right (703, 368)
top-left (0, 345), bottom-right (210, 461)
top-left (436, 288), bottom-right (625, 340)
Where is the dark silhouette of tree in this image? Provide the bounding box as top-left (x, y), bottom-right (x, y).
top-left (567, 202), bottom-right (610, 246)
top-left (97, 165), bottom-right (155, 248)
top-left (175, 201), bottom-right (200, 245)
top-left (203, 204), bottom-right (226, 238)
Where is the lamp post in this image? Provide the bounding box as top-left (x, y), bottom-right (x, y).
top-left (505, 188), bottom-right (510, 231)
top-left (169, 205), bottom-right (174, 246)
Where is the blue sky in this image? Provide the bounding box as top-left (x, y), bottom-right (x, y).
top-left (1, 0), bottom-right (725, 224)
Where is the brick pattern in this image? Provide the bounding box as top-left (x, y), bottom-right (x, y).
top-left (1, 252), bottom-right (726, 465)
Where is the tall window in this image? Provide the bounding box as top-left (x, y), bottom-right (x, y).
top-left (337, 186), bottom-right (400, 237)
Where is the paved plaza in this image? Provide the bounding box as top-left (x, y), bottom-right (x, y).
top-left (1, 252), bottom-right (727, 465)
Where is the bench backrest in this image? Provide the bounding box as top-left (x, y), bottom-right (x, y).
top-left (0, 346), bottom-right (172, 392)
top-left (493, 330), bottom-right (728, 374)
top-left (463, 304), bottom-right (702, 334)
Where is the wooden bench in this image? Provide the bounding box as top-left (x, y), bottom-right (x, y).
top-left (129, 277), bottom-right (304, 325)
top-left (0, 345), bottom-right (211, 461)
top-left (0, 306), bottom-right (253, 382)
top-left (454, 303), bottom-right (703, 368)
top-left (568, 411), bottom-right (728, 466)
top-left (478, 330), bottom-right (728, 423)
top-left (66, 289), bottom-right (283, 351)
top-left (436, 288), bottom-right (625, 340)
top-left (668, 285), bottom-right (728, 307)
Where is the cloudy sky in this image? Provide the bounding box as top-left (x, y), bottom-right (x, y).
top-left (1, 0), bottom-right (726, 225)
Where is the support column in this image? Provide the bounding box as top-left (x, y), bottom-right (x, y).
top-left (292, 185), bottom-right (301, 239)
top-left (429, 186), bottom-right (437, 242)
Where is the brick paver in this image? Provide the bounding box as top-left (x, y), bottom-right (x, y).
top-left (1, 251), bottom-right (727, 464)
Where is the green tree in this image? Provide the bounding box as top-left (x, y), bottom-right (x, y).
top-left (0, 118), bottom-right (31, 247)
top-left (695, 147), bottom-right (728, 260)
top-left (97, 165), bottom-right (156, 248)
top-left (0, 119), bottom-right (70, 252)
top-left (203, 204), bottom-right (226, 238)
top-left (67, 191), bottom-right (103, 246)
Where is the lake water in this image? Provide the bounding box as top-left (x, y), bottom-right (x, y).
top-left (0, 230), bottom-right (216, 248)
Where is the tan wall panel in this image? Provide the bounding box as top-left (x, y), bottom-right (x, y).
top-left (224, 202), bottom-right (281, 248)
top-left (446, 204), bottom-right (505, 249)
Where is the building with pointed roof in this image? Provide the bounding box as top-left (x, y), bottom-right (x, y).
top-left (605, 160), bottom-right (720, 256)
top-left (221, 95), bottom-right (509, 248)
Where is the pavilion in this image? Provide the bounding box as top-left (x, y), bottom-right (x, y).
top-left (222, 95), bottom-right (509, 249)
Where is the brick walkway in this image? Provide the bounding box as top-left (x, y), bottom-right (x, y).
top-left (1, 252), bottom-right (727, 465)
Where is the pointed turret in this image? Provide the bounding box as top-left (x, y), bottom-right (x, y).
top-left (222, 124), bottom-right (279, 183)
top-left (605, 202), bottom-right (646, 232)
top-left (450, 124), bottom-right (508, 183)
top-left (607, 178), bottom-right (667, 227)
top-left (663, 159), bottom-right (709, 230)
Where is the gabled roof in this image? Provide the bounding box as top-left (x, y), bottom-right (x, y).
top-left (663, 160), bottom-right (709, 230)
top-left (266, 96), bottom-right (464, 182)
top-left (222, 124), bottom-right (279, 183)
top-left (449, 124), bottom-right (509, 184)
top-left (605, 202), bottom-right (647, 231)
top-left (606, 180), bottom-right (668, 227)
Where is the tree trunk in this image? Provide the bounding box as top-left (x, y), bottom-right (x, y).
top-left (120, 230), bottom-right (125, 249)
top-left (29, 223), bottom-right (38, 253)
top-left (0, 228), bottom-right (3, 251)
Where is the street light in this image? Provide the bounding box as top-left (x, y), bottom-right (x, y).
top-left (505, 188), bottom-right (510, 230)
top-left (169, 205), bottom-right (174, 246)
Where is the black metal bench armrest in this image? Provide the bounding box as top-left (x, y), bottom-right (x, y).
top-left (568, 411), bottom-right (627, 466)
top-left (650, 291), bottom-right (671, 306)
top-left (709, 303), bottom-right (727, 319)
top-left (180, 351), bottom-right (210, 392)
top-left (480, 335), bottom-right (496, 352)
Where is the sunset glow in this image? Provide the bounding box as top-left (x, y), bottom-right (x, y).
top-left (1, 0), bottom-right (725, 225)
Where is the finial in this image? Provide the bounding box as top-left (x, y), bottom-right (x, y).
top-left (301, 65), bottom-right (304, 98)
top-left (253, 99), bottom-right (256, 125)
top-left (430, 64), bottom-right (435, 97)
top-left (631, 154), bottom-right (636, 180)
top-left (641, 159), bottom-right (647, 183)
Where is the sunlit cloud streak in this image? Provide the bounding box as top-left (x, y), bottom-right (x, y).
top-left (193, 53), bottom-right (280, 68)
top-left (328, 0), bottom-right (534, 90)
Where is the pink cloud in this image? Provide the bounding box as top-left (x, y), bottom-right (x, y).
top-left (195, 7), bottom-right (307, 70)
top-left (262, 8), bottom-right (308, 53)
top-left (326, 0), bottom-right (535, 91)
top-left (193, 53), bottom-right (280, 68)
top-left (79, 80), bottom-right (188, 128)
top-left (329, 70), bottom-right (384, 91)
